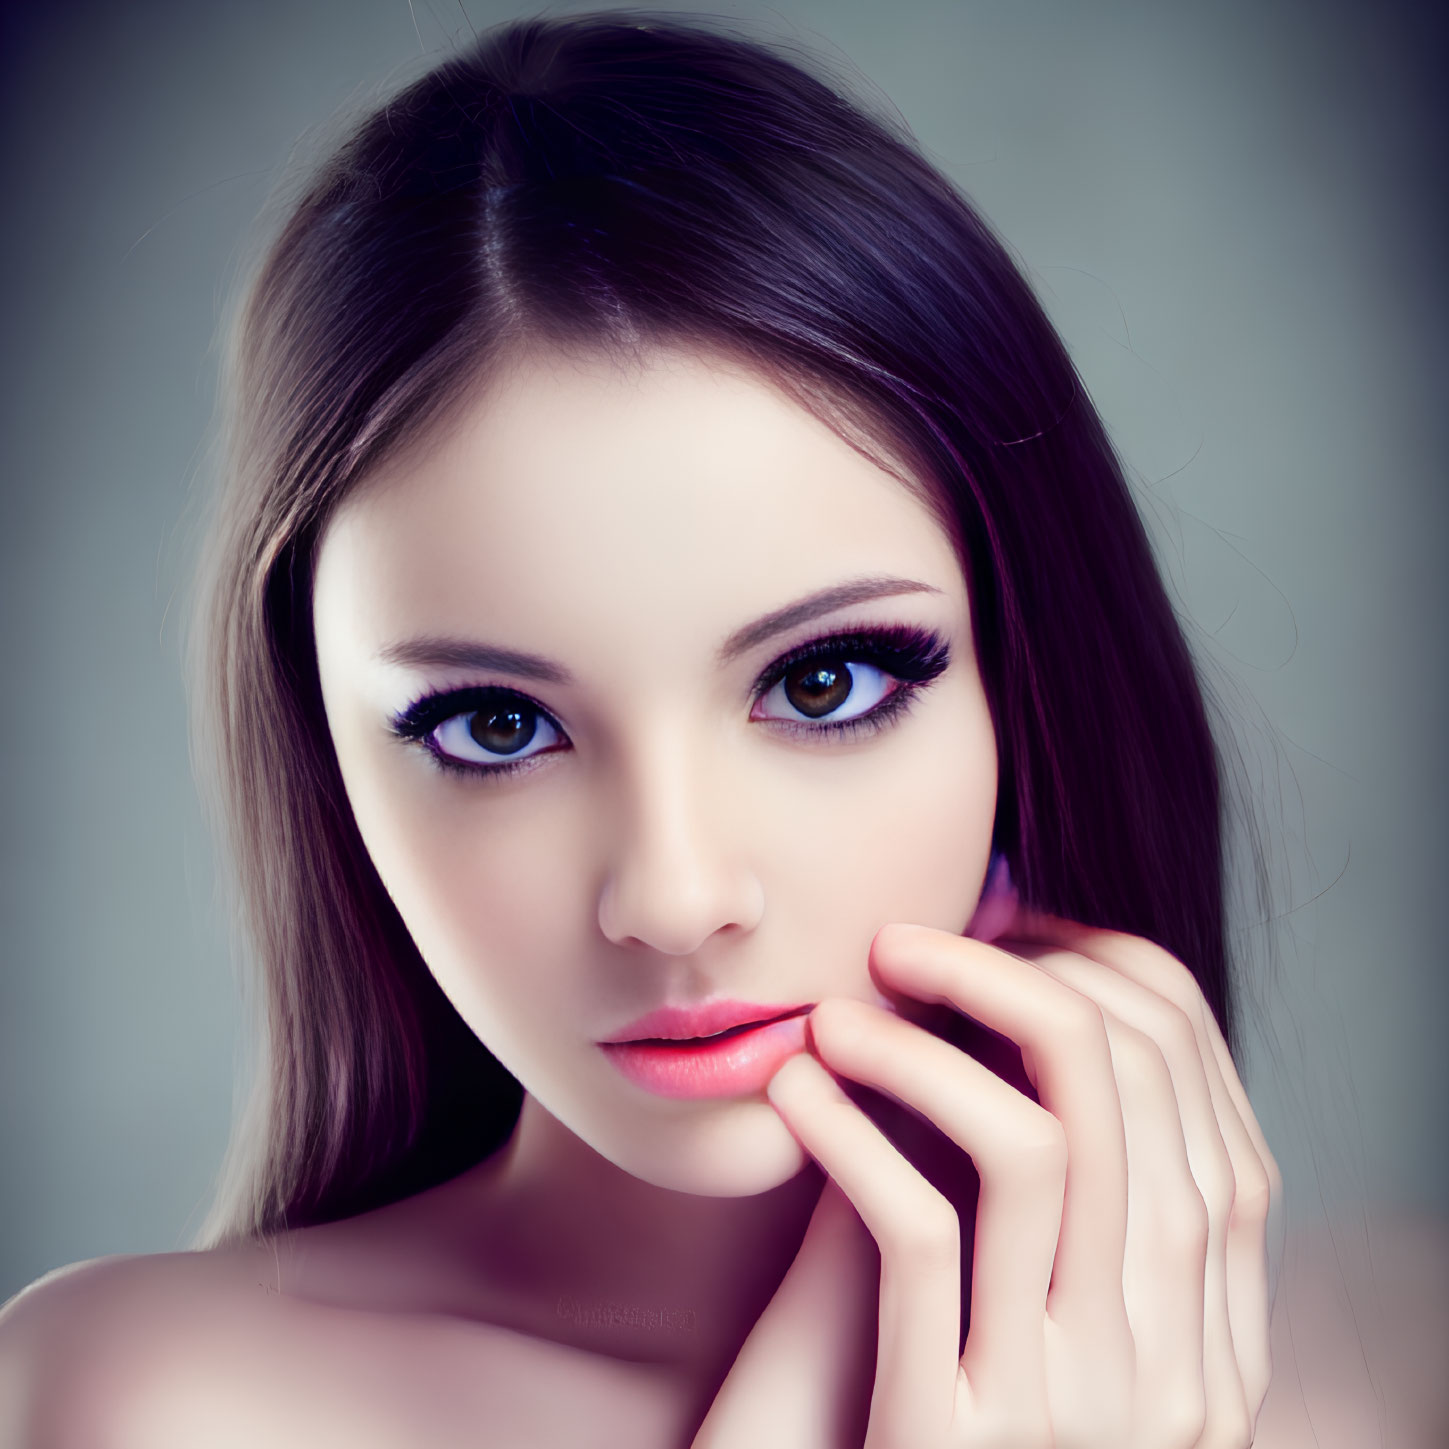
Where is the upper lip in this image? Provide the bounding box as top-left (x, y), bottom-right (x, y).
top-left (599, 999), bottom-right (815, 1044)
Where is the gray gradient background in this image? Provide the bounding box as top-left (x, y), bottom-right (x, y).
top-left (1, 0), bottom-right (1444, 1307)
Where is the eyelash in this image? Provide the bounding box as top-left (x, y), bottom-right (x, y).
top-left (387, 623), bottom-right (951, 782)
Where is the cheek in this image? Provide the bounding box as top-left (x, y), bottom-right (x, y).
top-left (408, 812), bottom-right (579, 985)
top-left (760, 683), bottom-right (998, 955)
top-left (337, 754), bottom-right (589, 1025)
top-left (331, 670), bottom-right (996, 1031)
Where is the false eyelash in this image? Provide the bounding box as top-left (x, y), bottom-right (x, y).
top-left (750, 622), bottom-right (951, 742)
top-left (387, 620), bottom-right (952, 781)
top-left (752, 623), bottom-right (950, 700)
top-left (388, 685), bottom-right (565, 782)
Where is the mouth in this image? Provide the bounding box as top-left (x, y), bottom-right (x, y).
top-left (600, 999), bottom-right (815, 1045)
top-left (597, 1001), bottom-right (815, 1100)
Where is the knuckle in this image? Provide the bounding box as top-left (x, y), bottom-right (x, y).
top-left (1153, 951), bottom-right (1208, 1017)
top-left (1203, 1179), bottom-right (1236, 1230)
top-left (1112, 1023), bottom-right (1169, 1094)
top-left (1242, 1351), bottom-right (1273, 1421)
top-left (1095, 926), bottom-right (1202, 1008)
top-left (1162, 1392), bottom-right (1208, 1448)
top-left (1263, 1148), bottom-right (1285, 1202)
top-left (1155, 1001), bottom-right (1202, 1063)
top-left (1053, 991), bottom-right (1108, 1051)
top-left (1231, 1165), bottom-right (1273, 1226)
top-left (884, 1190), bottom-right (959, 1269)
top-left (1011, 1114), bottom-right (1069, 1182)
top-left (1201, 1404), bottom-right (1255, 1449)
top-left (1163, 1184), bottom-right (1211, 1259)
top-left (1195, 1144), bottom-right (1237, 1224)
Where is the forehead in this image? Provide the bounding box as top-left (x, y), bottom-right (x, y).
top-left (319, 346), bottom-right (966, 661)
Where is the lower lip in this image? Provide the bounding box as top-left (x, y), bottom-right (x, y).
top-left (599, 1013), bottom-right (811, 1100)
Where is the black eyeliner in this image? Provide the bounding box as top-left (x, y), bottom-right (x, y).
top-left (388, 620), bottom-right (952, 780)
top-left (387, 685), bottom-right (567, 782)
top-left (388, 683), bottom-right (558, 741)
top-left (751, 622), bottom-right (950, 700)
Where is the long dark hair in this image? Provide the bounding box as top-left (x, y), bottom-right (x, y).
top-left (191, 9), bottom-right (1241, 1247)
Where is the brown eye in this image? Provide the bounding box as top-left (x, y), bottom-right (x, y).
top-left (430, 695), bottom-right (564, 767)
top-left (756, 657), bottom-right (893, 726)
top-left (469, 703), bottom-right (537, 755)
top-left (782, 660), bottom-right (854, 718)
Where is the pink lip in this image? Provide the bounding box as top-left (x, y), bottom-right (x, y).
top-left (598, 999), bottom-right (815, 1101)
top-left (600, 999), bottom-right (815, 1045)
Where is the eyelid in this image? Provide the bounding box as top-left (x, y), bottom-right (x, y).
top-left (749, 621), bottom-right (950, 697)
top-left (388, 683), bottom-right (568, 743)
top-left (389, 621), bottom-right (944, 724)
top-left (388, 684), bottom-right (573, 782)
top-left (388, 620), bottom-right (950, 779)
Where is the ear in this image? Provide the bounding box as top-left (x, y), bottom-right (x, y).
top-left (964, 848), bottom-right (1017, 943)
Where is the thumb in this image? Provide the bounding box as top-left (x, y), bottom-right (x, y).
top-left (690, 1179), bottom-right (879, 1449)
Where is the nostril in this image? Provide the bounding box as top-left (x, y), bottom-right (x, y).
top-left (596, 864), bottom-right (765, 955)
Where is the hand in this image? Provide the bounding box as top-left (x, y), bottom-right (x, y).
top-left (691, 908), bottom-right (1283, 1449)
top-left (685, 1174), bottom-right (881, 1449)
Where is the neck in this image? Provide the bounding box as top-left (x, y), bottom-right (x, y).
top-left (456, 1093), bottom-right (825, 1378)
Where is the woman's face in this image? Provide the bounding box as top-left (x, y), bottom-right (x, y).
top-left (312, 345), bottom-right (998, 1196)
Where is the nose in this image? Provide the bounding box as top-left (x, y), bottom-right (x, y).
top-left (596, 735), bottom-right (765, 956)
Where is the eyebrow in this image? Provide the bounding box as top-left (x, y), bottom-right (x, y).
top-left (716, 575), bottom-right (942, 663)
top-left (375, 574), bottom-right (943, 682)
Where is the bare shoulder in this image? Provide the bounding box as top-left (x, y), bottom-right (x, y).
top-left (0, 1243), bottom-right (293, 1448)
top-left (0, 1231), bottom-right (685, 1449)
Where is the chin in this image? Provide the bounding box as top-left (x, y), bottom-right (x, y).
top-left (608, 1098), bottom-right (813, 1197)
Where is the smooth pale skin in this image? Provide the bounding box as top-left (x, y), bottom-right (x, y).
top-left (9, 342), bottom-right (1412, 1448)
top-left (312, 344), bottom-right (1000, 1208)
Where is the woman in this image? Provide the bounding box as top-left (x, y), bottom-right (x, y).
top-left (1, 11), bottom-right (1282, 1446)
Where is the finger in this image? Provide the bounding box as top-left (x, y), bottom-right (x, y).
top-left (806, 996), bottom-right (1064, 1409)
top-left (1009, 919), bottom-right (1259, 1447)
top-left (688, 1177), bottom-right (879, 1449)
top-left (1025, 950), bottom-right (1211, 1447)
top-left (1041, 921), bottom-right (1275, 1427)
top-left (1198, 994), bottom-right (1285, 1422)
top-left (868, 923), bottom-right (1130, 1342)
top-left (767, 1050), bottom-right (962, 1447)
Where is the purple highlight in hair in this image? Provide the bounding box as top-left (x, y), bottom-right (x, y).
top-left (966, 851), bottom-right (1018, 945)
